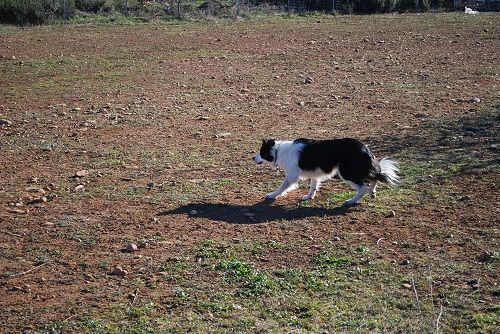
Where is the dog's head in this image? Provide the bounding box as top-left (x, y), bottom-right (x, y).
top-left (253, 139), bottom-right (276, 165)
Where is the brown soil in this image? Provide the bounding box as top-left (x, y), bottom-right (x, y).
top-left (0, 13), bottom-right (499, 332)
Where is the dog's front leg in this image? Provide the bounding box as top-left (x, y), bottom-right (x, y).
top-left (265, 176), bottom-right (298, 200)
top-left (302, 179), bottom-right (320, 200)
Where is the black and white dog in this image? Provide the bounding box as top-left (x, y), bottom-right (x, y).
top-left (253, 138), bottom-right (399, 205)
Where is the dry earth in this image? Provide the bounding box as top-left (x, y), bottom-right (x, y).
top-left (0, 13), bottom-right (499, 333)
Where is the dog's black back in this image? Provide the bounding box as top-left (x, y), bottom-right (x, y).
top-left (294, 138), bottom-right (380, 185)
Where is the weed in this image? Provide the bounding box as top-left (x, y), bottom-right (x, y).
top-left (314, 251), bottom-right (349, 269)
top-left (216, 258), bottom-right (274, 297)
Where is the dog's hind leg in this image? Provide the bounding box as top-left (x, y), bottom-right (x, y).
top-left (302, 179), bottom-right (320, 200)
top-left (344, 181), bottom-right (367, 206)
top-left (368, 180), bottom-right (378, 198)
top-left (265, 176), bottom-right (299, 200)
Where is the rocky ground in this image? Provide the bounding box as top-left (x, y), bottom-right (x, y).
top-left (0, 13), bottom-right (499, 333)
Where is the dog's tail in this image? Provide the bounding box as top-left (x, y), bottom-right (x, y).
top-left (375, 158), bottom-right (400, 185)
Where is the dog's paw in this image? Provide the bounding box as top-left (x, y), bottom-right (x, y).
top-left (301, 194), bottom-right (313, 201)
top-left (265, 193), bottom-right (277, 200)
top-left (344, 199), bottom-right (359, 206)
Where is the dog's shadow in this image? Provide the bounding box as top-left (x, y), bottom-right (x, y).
top-left (159, 200), bottom-right (351, 224)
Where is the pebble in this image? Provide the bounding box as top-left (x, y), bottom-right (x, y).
top-left (126, 243), bottom-right (138, 252)
top-left (74, 185), bottom-right (85, 192)
top-left (0, 118), bottom-right (12, 126)
top-left (243, 212), bottom-right (255, 218)
top-left (215, 132), bottom-right (232, 138)
top-left (27, 196), bottom-right (48, 205)
top-left (414, 113), bottom-right (429, 119)
top-left (189, 209), bottom-right (198, 216)
top-left (489, 144), bottom-right (499, 150)
top-left (304, 77), bottom-right (314, 84)
top-left (402, 283), bottom-right (412, 289)
top-left (25, 186), bottom-right (46, 194)
top-left (8, 208), bottom-right (28, 214)
top-left (138, 241), bottom-right (149, 248)
top-left (385, 210), bottom-right (396, 218)
top-left (111, 266), bottom-right (127, 277)
top-left (75, 170), bottom-right (89, 177)
top-left (469, 97), bottom-right (481, 103)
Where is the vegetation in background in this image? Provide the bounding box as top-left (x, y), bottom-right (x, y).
top-left (0, 0), bottom-right (462, 25)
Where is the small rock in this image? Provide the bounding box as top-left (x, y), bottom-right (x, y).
top-left (0, 118), bottom-right (12, 126)
top-left (8, 208), bottom-right (27, 214)
top-left (128, 293), bottom-right (136, 300)
top-left (467, 278), bottom-right (480, 286)
top-left (243, 212), bottom-right (255, 218)
top-left (469, 97), bottom-right (481, 103)
top-left (74, 184), bottom-right (85, 192)
top-left (10, 286), bottom-right (23, 291)
top-left (25, 186), bottom-right (46, 194)
top-left (298, 101), bottom-right (305, 106)
top-left (385, 210), bottom-right (396, 218)
top-left (402, 283), bottom-right (412, 289)
top-left (304, 77), bottom-right (314, 84)
top-left (138, 241), bottom-right (149, 248)
top-left (414, 113), bottom-right (429, 119)
top-left (198, 116), bottom-right (210, 120)
top-left (478, 251), bottom-right (496, 263)
top-left (489, 144), bottom-right (499, 150)
top-left (193, 132), bottom-right (203, 137)
top-left (189, 209), bottom-right (198, 216)
top-left (111, 266), bottom-right (127, 277)
top-left (125, 243), bottom-right (138, 252)
top-left (27, 196), bottom-right (48, 205)
top-left (232, 303), bottom-right (242, 310)
top-left (215, 132), bottom-right (232, 138)
top-left (75, 170), bottom-right (89, 178)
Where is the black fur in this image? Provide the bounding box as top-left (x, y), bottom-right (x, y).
top-left (294, 138), bottom-right (381, 186)
top-left (260, 139), bottom-right (275, 162)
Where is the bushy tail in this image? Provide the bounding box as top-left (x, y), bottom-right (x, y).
top-left (377, 158), bottom-right (400, 185)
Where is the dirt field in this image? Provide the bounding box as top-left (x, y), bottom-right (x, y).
top-left (0, 13), bottom-right (499, 333)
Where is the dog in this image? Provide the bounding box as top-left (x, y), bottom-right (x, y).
top-left (253, 138), bottom-right (399, 206)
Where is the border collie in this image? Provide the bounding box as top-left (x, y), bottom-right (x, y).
top-left (253, 138), bottom-right (399, 206)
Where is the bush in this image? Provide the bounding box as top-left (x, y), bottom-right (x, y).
top-left (0, 0), bottom-right (75, 25)
top-left (75, 0), bottom-right (106, 12)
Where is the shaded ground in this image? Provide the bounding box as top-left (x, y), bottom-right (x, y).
top-left (0, 13), bottom-right (499, 333)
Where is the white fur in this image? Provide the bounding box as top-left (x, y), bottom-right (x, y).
top-left (379, 158), bottom-right (400, 185)
top-left (253, 140), bottom-right (342, 201)
top-left (253, 140), bottom-right (399, 205)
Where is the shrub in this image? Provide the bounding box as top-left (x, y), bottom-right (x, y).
top-left (0, 0), bottom-right (75, 25)
top-left (75, 0), bottom-right (106, 12)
